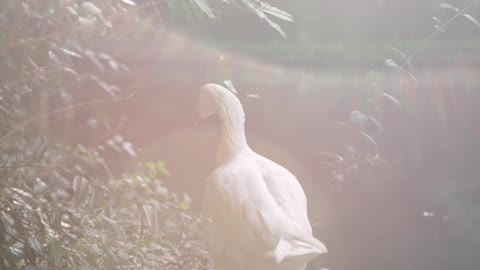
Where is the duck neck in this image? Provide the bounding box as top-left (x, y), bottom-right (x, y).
top-left (215, 95), bottom-right (249, 164)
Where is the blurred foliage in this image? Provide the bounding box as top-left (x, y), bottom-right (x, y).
top-left (1, 0), bottom-right (480, 268)
top-left (315, 0), bottom-right (480, 181)
top-left (0, 142), bottom-right (210, 269)
top-left (312, 3), bottom-right (480, 247)
top-left (214, 39), bottom-right (480, 67)
top-left (0, 0), bottom-right (291, 269)
top-left (188, 0), bottom-right (480, 41)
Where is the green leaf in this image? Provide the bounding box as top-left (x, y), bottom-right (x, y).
top-left (387, 46), bottom-right (406, 60)
top-left (0, 211), bottom-right (14, 226)
top-left (89, 188), bottom-right (104, 209)
top-left (16, 259), bottom-right (25, 268)
top-left (260, 4), bottom-right (294, 22)
top-left (439, 3), bottom-right (459, 12)
top-left (265, 17), bottom-right (287, 38)
top-left (32, 135), bottom-right (48, 162)
top-left (100, 213), bottom-right (118, 227)
top-left (367, 117), bottom-right (383, 133)
top-left (238, 0), bottom-right (291, 37)
top-left (163, 214), bottom-right (183, 242)
top-left (97, 80), bottom-right (119, 97)
top-left (179, 193), bottom-right (191, 211)
top-left (48, 239), bottom-right (64, 267)
top-left (382, 93), bottom-right (401, 108)
top-left (404, 68), bottom-right (419, 87)
top-left (7, 243), bottom-right (23, 261)
top-left (360, 132), bottom-right (379, 154)
top-left (78, 16), bottom-right (96, 28)
top-left (315, 151), bottom-right (344, 163)
top-left (384, 58), bottom-right (400, 69)
top-left (157, 161), bottom-right (170, 176)
top-left (122, 141), bottom-right (136, 157)
top-left (10, 187), bottom-right (33, 199)
top-left (190, 0), bottom-right (215, 19)
top-left (72, 176), bottom-right (89, 207)
top-left (179, 201), bottom-right (190, 211)
top-left (349, 110), bottom-right (368, 125)
top-left (80, 2), bottom-right (102, 16)
top-left (60, 48), bottom-right (82, 58)
top-left (28, 237), bottom-right (44, 254)
top-left (463, 13), bottom-right (480, 29)
top-left (65, 6), bottom-right (78, 16)
top-left (34, 178), bottom-right (47, 194)
top-left (120, 0), bottom-right (136, 6)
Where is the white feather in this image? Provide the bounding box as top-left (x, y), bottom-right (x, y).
top-left (199, 84), bottom-right (327, 270)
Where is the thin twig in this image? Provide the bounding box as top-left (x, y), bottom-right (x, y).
top-left (382, 0), bottom-right (479, 93)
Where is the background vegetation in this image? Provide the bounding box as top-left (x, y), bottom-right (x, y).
top-left (0, 0), bottom-right (293, 269)
top-left (1, 0), bottom-right (480, 270)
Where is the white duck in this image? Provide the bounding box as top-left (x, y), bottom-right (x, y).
top-left (198, 83), bottom-right (327, 270)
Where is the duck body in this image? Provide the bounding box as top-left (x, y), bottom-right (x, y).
top-left (199, 84), bottom-right (326, 270)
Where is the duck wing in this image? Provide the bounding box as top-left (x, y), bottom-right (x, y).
top-left (254, 154), bottom-right (328, 263)
top-left (202, 153), bottom-right (327, 269)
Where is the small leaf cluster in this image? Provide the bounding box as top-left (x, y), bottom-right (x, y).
top-left (166, 0), bottom-right (293, 37)
top-left (317, 1), bottom-right (480, 187)
top-left (1, 141), bottom-right (211, 269)
top-left (0, 1), bottom-right (231, 269)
